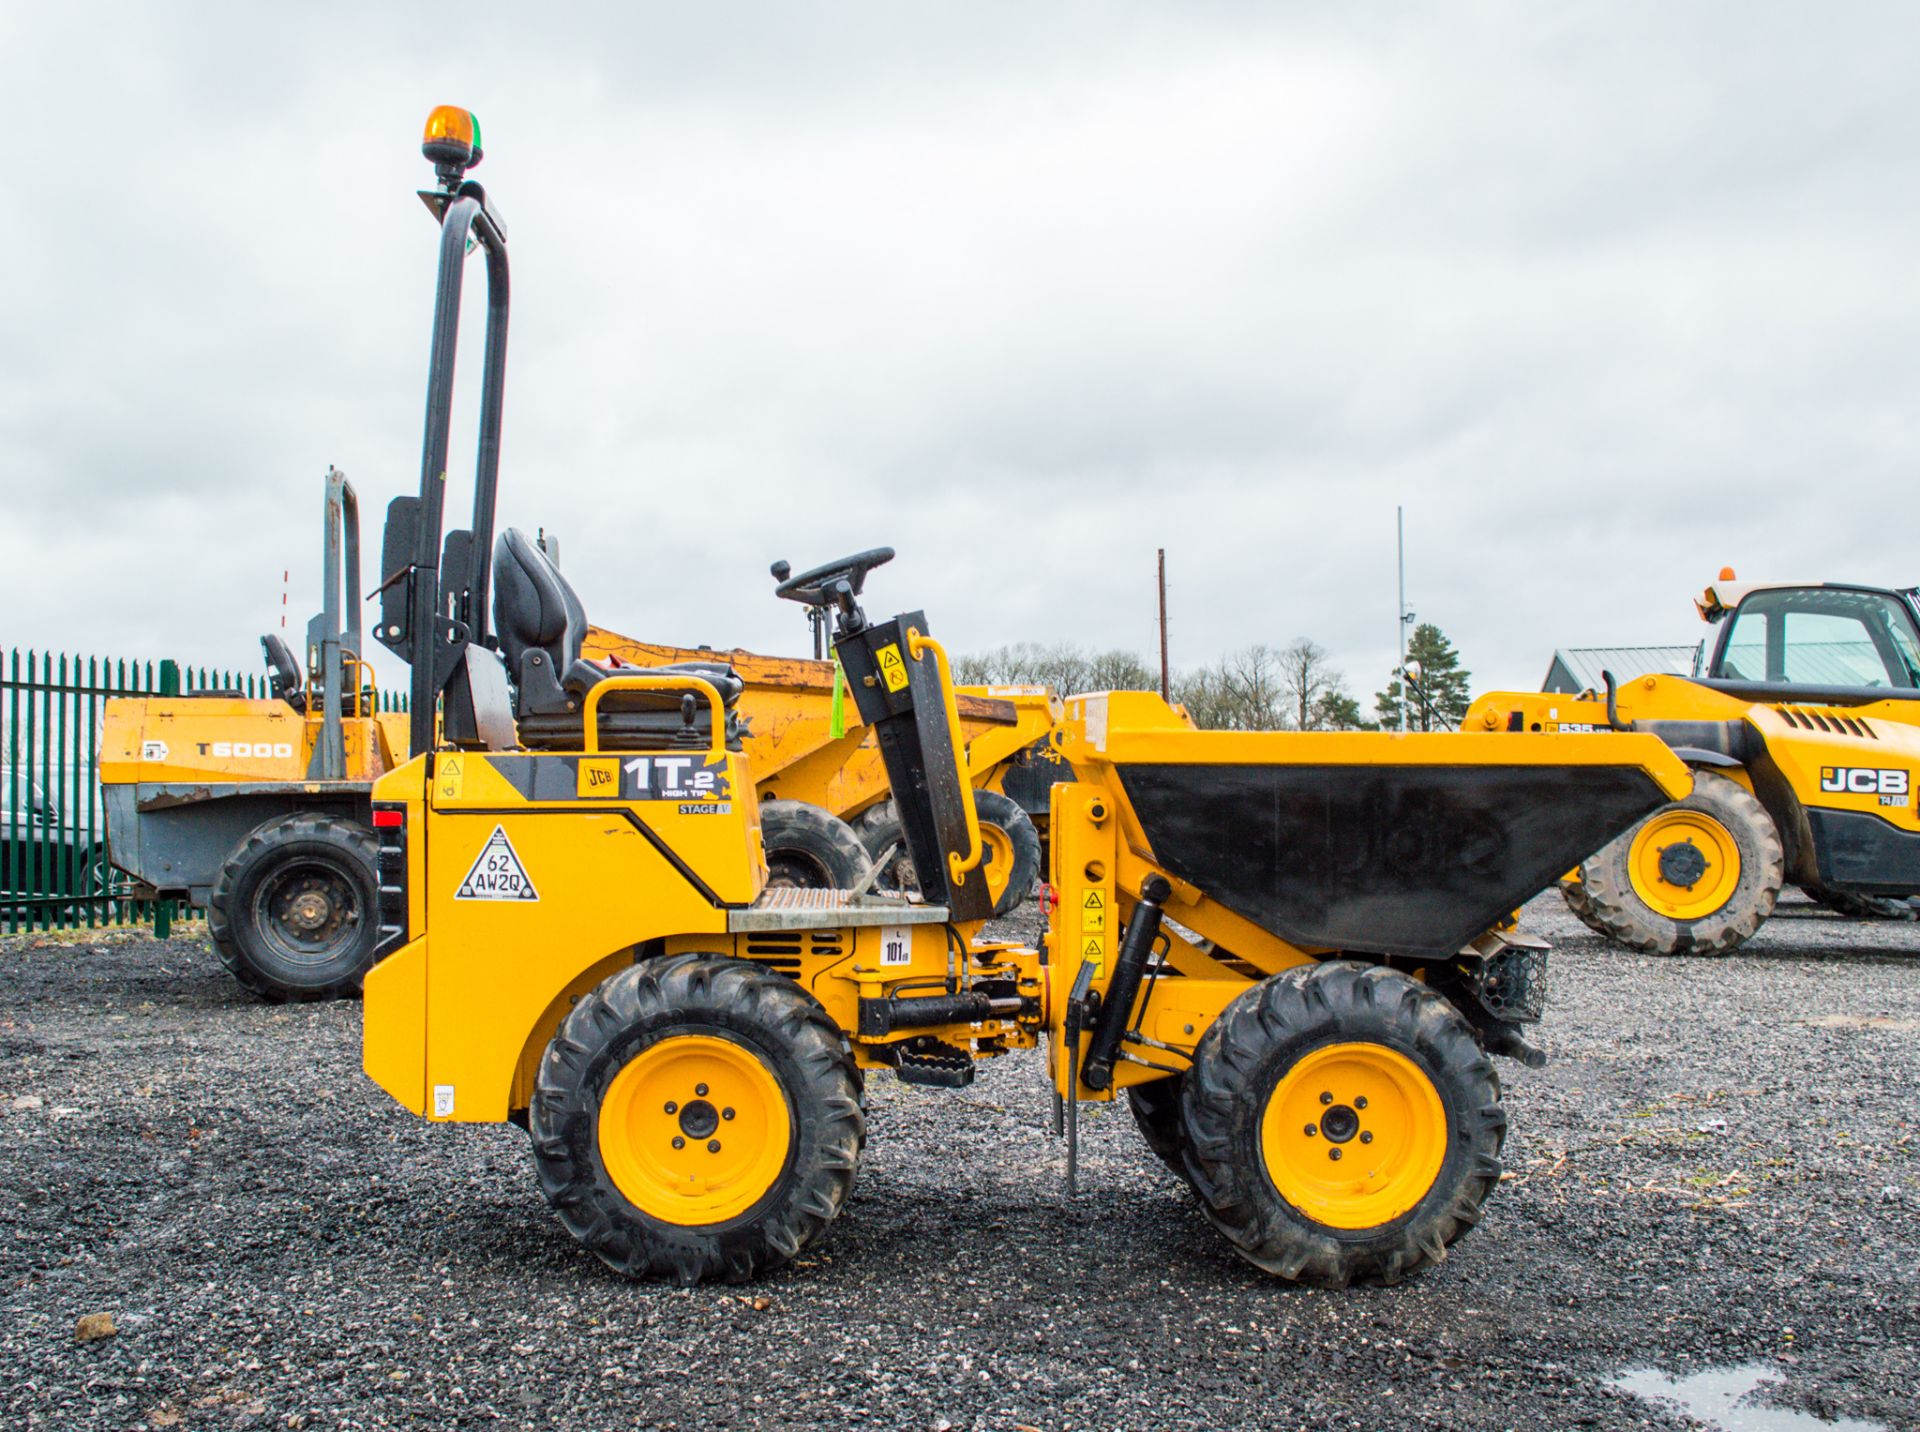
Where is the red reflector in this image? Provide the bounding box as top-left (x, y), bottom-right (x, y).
top-left (372, 809), bottom-right (405, 828)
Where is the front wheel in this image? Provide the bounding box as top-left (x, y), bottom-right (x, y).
top-left (207, 813), bottom-right (378, 1001)
top-left (1578, 770), bottom-right (1783, 956)
top-left (1180, 962), bottom-right (1505, 1287)
top-left (529, 954), bottom-right (865, 1284)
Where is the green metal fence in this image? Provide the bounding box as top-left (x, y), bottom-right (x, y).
top-left (1, 647), bottom-right (405, 938)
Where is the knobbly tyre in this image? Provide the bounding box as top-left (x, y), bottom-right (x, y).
top-left (356, 106), bottom-right (1691, 1287)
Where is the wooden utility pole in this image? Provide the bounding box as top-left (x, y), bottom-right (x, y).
top-left (1157, 548), bottom-right (1170, 701)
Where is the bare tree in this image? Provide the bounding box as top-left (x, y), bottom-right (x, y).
top-left (1173, 665), bottom-right (1238, 729)
top-left (1221, 644), bottom-right (1287, 730)
top-left (1281, 637), bottom-right (1340, 730)
top-left (1085, 648), bottom-right (1157, 692)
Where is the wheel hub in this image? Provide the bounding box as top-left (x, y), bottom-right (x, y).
top-left (1260, 1043), bottom-right (1447, 1230)
top-left (1627, 807), bottom-right (1742, 920)
top-left (287, 890), bottom-right (334, 932)
top-left (1656, 839), bottom-right (1709, 890)
top-left (257, 864), bottom-right (358, 962)
top-left (677, 1098), bottom-right (720, 1140)
top-left (597, 1035), bottom-right (791, 1226)
top-left (1318, 1103), bottom-right (1360, 1144)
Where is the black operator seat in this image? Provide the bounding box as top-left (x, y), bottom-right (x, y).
top-left (490, 527), bottom-right (744, 752)
top-left (260, 634), bottom-right (307, 713)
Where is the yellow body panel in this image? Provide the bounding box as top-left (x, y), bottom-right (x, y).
top-left (413, 750), bottom-right (757, 1121)
top-left (98, 695), bottom-right (406, 788)
top-left (363, 936), bottom-right (429, 1114)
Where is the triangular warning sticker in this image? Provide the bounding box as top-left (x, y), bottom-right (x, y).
top-left (1082, 937), bottom-right (1104, 959)
top-left (1082, 889), bottom-right (1104, 909)
top-left (456, 825), bottom-right (539, 901)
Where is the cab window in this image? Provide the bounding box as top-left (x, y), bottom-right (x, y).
top-left (1717, 589), bottom-right (1920, 688)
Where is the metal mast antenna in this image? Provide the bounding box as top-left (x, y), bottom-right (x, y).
top-left (1396, 507), bottom-right (1409, 734)
top-left (1157, 548), bottom-right (1170, 702)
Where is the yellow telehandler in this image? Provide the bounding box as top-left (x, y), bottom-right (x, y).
top-left (1465, 570), bottom-right (1920, 955)
top-left (354, 106), bottom-right (1690, 1288)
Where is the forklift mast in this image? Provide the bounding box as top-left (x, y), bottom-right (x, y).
top-left (374, 105), bottom-right (513, 756)
top-left (306, 467), bottom-right (362, 780)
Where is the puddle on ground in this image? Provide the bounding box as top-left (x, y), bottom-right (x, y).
top-left (1613, 1363), bottom-right (1884, 1431)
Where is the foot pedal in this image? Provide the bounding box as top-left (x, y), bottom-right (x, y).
top-left (893, 1037), bottom-right (974, 1087)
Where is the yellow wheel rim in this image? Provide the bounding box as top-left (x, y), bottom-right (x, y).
top-left (1259, 1043), bottom-right (1447, 1231)
top-left (980, 822), bottom-right (1015, 909)
top-left (1627, 808), bottom-right (1740, 920)
top-left (597, 1034), bottom-right (791, 1226)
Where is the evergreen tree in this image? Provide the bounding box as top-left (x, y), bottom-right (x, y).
top-left (1374, 623), bottom-right (1472, 730)
top-left (1311, 690), bottom-right (1370, 730)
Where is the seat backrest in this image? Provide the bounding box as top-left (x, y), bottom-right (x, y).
top-left (493, 527), bottom-right (587, 676)
top-left (260, 633), bottom-right (304, 705)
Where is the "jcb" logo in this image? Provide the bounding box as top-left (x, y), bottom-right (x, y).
top-left (1820, 767), bottom-right (1909, 795)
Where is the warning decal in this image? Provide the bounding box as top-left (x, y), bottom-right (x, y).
top-left (456, 825), bottom-right (539, 901)
top-left (876, 643), bottom-right (910, 693)
top-left (1081, 888), bottom-right (1107, 933)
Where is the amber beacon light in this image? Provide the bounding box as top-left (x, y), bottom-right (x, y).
top-left (422, 105), bottom-right (484, 179)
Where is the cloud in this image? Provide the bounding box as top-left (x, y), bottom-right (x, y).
top-left (1, 2), bottom-right (1916, 705)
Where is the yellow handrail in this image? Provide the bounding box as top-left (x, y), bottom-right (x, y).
top-left (580, 674), bottom-right (729, 759)
top-left (905, 629), bottom-right (984, 887)
top-left (343, 654), bottom-right (376, 720)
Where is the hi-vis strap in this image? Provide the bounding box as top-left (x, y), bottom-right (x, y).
top-left (829, 655), bottom-right (848, 740)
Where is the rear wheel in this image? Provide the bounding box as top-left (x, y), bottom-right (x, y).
top-left (1558, 871), bottom-right (1602, 929)
top-left (757, 801), bottom-right (871, 891)
top-left (1180, 962), bottom-right (1504, 1287)
top-left (853, 790), bottom-right (1042, 917)
top-left (530, 954), bottom-right (864, 1284)
top-left (1579, 770), bottom-right (1783, 956)
top-left (208, 814), bottom-right (378, 1001)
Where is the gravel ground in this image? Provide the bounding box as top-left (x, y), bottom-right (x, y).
top-left (2, 893), bottom-right (1916, 1431)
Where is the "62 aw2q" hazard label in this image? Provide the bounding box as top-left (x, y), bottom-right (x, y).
top-left (456, 826), bottom-right (539, 901)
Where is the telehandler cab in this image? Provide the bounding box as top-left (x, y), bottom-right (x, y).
top-left (1467, 572), bottom-right (1920, 955)
top-left (358, 107), bottom-right (1691, 1287)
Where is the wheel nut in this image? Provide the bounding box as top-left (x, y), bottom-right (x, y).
top-left (671, 1136), bottom-right (685, 1149)
top-left (1360, 1131), bottom-right (1373, 1144)
top-left (1319, 1091), bottom-right (1333, 1106)
top-left (1354, 1096), bottom-right (1368, 1110)
top-left (1329, 1147), bottom-right (1343, 1161)
top-left (723, 1108), bottom-right (735, 1121)
top-left (695, 1083), bottom-right (710, 1097)
top-left (664, 1101), bottom-right (678, 1115)
top-left (707, 1140), bottom-right (721, 1153)
top-left (1304, 1123), bottom-right (1318, 1137)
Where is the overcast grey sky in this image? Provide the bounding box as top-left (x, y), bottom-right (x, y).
top-left (2, 2), bottom-right (1916, 702)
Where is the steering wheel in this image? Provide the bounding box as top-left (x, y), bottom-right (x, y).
top-left (771, 547), bottom-right (894, 608)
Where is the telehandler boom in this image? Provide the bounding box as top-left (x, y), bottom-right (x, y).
top-left (356, 107), bottom-right (1690, 1288)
